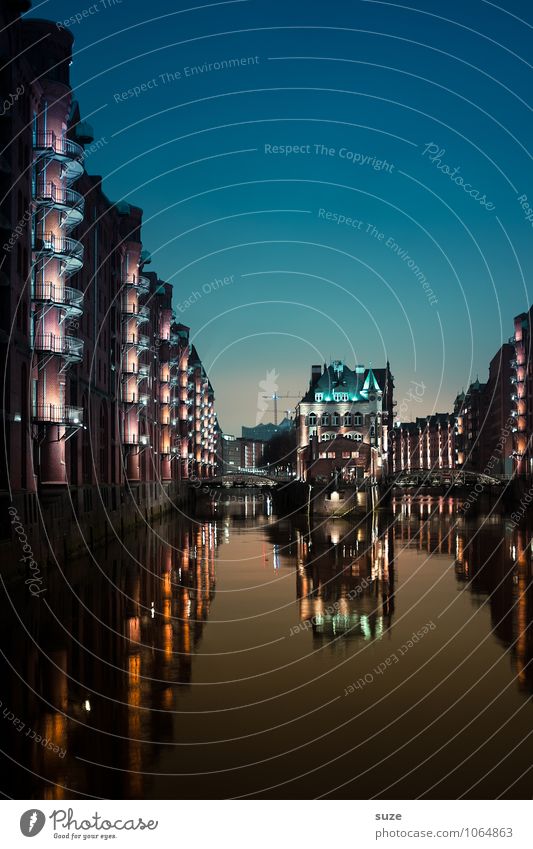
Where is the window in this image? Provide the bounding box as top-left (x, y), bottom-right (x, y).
top-left (315, 392), bottom-right (323, 402)
top-left (351, 451), bottom-right (359, 458)
top-left (334, 392), bottom-right (349, 402)
top-left (350, 432), bottom-right (363, 442)
top-left (344, 413), bottom-right (352, 426)
top-left (319, 452), bottom-right (327, 459)
top-left (332, 413), bottom-right (340, 426)
top-left (354, 414), bottom-right (362, 425)
top-left (321, 413), bottom-right (329, 426)
top-left (321, 433), bottom-right (330, 441)
top-left (327, 452), bottom-right (335, 459)
top-left (342, 452), bottom-right (351, 459)
top-left (308, 413), bottom-right (317, 426)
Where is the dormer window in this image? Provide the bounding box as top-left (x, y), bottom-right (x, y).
top-left (315, 392), bottom-right (323, 402)
top-left (333, 392), bottom-right (349, 402)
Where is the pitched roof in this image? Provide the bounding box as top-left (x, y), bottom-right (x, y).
top-left (300, 361), bottom-right (385, 403)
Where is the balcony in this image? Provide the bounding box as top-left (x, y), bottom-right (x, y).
top-left (33, 132), bottom-right (84, 181)
top-left (121, 385), bottom-right (150, 406)
top-left (34, 333), bottom-right (83, 362)
top-left (122, 433), bottom-right (139, 446)
top-left (138, 364), bottom-right (150, 380)
top-left (33, 183), bottom-right (84, 229)
top-left (124, 274), bottom-right (150, 294)
top-left (33, 232), bottom-right (84, 274)
top-left (32, 404), bottom-right (83, 426)
top-left (121, 300), bottom-right (150, 323)
top-left (122, 331), bottom-right (150, 350)
top-left (33, 281), bottom-right (83, 317)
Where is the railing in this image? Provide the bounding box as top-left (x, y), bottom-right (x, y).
top-left (34, 132), bottom-right (84, 162)
top-left (138, 364), bottom-right (150, 379)
top-left (34, 333), bottom-right (83, 359)
top-left (123, 274), bottom-right (150, 293)
top-left (34, 183), bottom-right (85, 216)
top-left (33, 281), bottom-right (83, 311)
top-left (122, 331), bottom-right (149, 349)
top-left (32, 404), bottom-right (83, 425)
top-left (122, 303), bottom-right (150, 322)
top-left (33, 232), bottom-right (84, 263)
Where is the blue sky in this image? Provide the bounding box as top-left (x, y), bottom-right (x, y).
top-left (28, 0), bottom-right (533, 433)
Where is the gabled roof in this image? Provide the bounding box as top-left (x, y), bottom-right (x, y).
top-left (300, 361), bottom-right (385, 403)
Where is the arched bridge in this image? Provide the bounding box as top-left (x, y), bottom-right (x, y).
top-left (387, 468), bottom-right (503, 488)
top-left (199, 472), bottom-right (292, 488)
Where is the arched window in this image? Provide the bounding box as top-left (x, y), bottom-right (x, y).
top-left (332, 412), bottom-right (340, 426)
top-left (321, 413), bottom-right (329, 426)
top-left (308, 413), bottom-right (317, 427)
top-left (354, 413), bottom-right (362, 425)
top-left (344, 413), bottom-right (352, 426)
top-left (347, 432), bottom-right (363, 442)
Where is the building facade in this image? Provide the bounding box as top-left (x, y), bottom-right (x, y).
top-left (296, 361), bottom-right (394, 482)
top-left (0, 6), bottom-right (216, 545)
top-left (512, 308), bottom-right (533, 478)
top-left (392, 414), bottom-right (456, 473)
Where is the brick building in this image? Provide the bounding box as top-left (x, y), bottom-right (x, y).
top-left (392, 414), bottom-right (456, 473)
top-left (0, 5), bottom-right (216, 545)
top-left (296, 361), bottom-right (394, 482)
top-left (512, 308), bottom-right (533, 478)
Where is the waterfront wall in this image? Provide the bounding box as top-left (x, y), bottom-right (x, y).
top-left (1, 481), bottom-right (189, 578)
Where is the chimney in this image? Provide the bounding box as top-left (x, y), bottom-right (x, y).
top-left (311, 365), bottom-right (321, 386)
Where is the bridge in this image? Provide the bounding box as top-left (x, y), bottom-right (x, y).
top-left (198, 471), bottom-right (292, 488)
top-left (386, 468), bottom-right (503, 488)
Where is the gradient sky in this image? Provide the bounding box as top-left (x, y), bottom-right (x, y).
top-left (27, 0), bottom-right (533, 434)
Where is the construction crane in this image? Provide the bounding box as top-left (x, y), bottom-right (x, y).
top-left (262, 392), bottom-right (303, 425)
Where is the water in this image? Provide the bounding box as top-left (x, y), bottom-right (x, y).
top-left (1, 492), bottom-right (533, 799)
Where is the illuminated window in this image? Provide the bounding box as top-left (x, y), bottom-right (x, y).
top-left (315, 392), bottom-right (323, 402)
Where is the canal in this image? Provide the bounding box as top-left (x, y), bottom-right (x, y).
top-left (2, 492), bottom-right (533, 799)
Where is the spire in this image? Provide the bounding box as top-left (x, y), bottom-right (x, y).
top-left (362, 366), bottom-right (381, 393)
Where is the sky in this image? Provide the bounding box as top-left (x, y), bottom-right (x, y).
top-left (27, 0), bottom-right (533, 434)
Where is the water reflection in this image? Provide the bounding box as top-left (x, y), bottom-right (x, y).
top-left (1, 492), bottom-right (533, 798)
top-left (294, 515), bottom-right (395, 644)
top-left (393, 495), bottom-right (533, 695)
